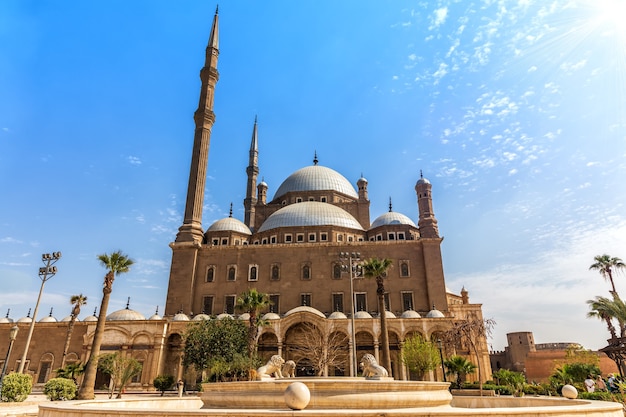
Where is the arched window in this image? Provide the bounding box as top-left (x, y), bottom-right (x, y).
top-left (400, 262), bottom-right (410, 277)
top-left (302, 265), bottom-right (311, 280)
top-left (206, 266), bottom-right (215, 282)
top-left (333, 264), bottom-right (342, 279)
top-left (271, 265), bottom-right (280, 281)
top-left (249, 266), bottom-right (258, 281)
top-left (228, 266), bottom-right (236, 281)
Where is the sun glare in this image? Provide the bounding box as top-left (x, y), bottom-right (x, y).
top-left (591, 0), bottom-right (626, 40)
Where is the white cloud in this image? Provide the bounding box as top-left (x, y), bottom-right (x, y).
top-left (128, 156), bottom-right (142, 165)
top-left (430, 7), bottom-right (448, 29)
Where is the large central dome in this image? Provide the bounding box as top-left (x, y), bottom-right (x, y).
top-left (273, 165), bottom-right (358, 200)
top-left (257, 201), bottom-right (363, 232)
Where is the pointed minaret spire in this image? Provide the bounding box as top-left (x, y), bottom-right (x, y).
top-left (388, 197), bottom-right (393, 212)
top-left (48, 307), bottom-right (54, 317)
top-left (26, 308), bottom-right (31, 318)
top-left (5, 309), bottom-right (10, 318)
top-left (126, 297), bottom-right (131, 309)
top-left (175, 7), bottom-right (220, 243)
top-left (313, 151), bottom-right (319, 165)
top-left (415, 170), bottom-right (439, 238)
top-left (244, 116), bottom-right (259, 229)
top-left (229, 203), bottom-right (233, 218)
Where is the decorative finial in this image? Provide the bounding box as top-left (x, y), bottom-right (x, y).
top-left (5, 309), bottom-right (9, 318)
top-left (26, 308), bottom-right (31, 318)
top-left (126, 297), bottom-right (131, 309)
top-left (215, 5), bottom-right (219, 15)
top-left (93, 307), bottom-right (98, 315)
top-left (229, 203), bottom-right (233, 217)
top-left (432, 303), bottom-right (436, 310)
top-left (155, 306), bottom-right (159, 315)
top-left (313, 151), bottom-right (318, 166)
top-left (420, 170), bottom-right (423, 179)
top-left (48, 307), bottom-right (54, 317)
top-left (389, 197), bottom-right (393, 212)
top-left (254, 114), bottom-right (257, 124)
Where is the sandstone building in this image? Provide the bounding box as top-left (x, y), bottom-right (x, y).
top-left (0, 8), bottom-right (491, 388)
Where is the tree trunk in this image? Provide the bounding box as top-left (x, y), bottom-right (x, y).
top-left (60, 316), bottom-right (76, 369)
top-left (377, 278), bottom-right (392, 377)
top-left (77, 276), bottom-right (113, 400)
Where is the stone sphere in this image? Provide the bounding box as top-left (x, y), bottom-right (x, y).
top-left (562, 384), bottom-right (578, 399)
top-left (284, 382), bottom-right (310, 410)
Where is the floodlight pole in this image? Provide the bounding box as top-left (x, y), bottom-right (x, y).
top-left (340, 251), bottom-right (361, 377)
top-left (18, 252), bottom-right (61, 373)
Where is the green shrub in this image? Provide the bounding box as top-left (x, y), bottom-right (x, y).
top-left (43, 378), bottom-right (77, 401)
top-left (0, 373), bottom-right (32, 402)
top-left (153, 375), bottom-right (175, 396)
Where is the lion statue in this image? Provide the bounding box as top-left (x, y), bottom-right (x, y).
top-left (256, 355), bottom-right (285, 380)
top-left (360, 353), bottom-right (388, 378)
top-left (281, 360), bottom-right (296, 378)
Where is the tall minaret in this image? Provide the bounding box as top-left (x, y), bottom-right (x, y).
top-left (175, 7), bottom-right (220, 243)
top-left (415, 171), bottom-right (439, 238)
top-left (244, 116), bottom-right (259, 229)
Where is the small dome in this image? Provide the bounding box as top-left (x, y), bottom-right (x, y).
top-left (192, 313), bottom-right (210, 321)
top-left (17, 316), bottom-right (32, 323)
top-left (149, 313), bottom-right (163, 320)
top-left (328, 311), bottom-right (347, 319)
top-left (60, 315), bottom-right (73, 322)
top-left (258, 202), bottom-right (364, 233)
top-left (172, 313), bottom-right (190, 321)
top-left (285, 306), bottom-right (325, 318)
top-left (83, 314), bottom-right (98, 322)
top-left (216, 313), bottom-right (233, 320)
top-left (354, 311), bottom-right (372, 319)
top-left (238, 313), bottom-right (250, 321)
top-left (206, 217), bottom-right (252, 236)
top-left (383, 311), bottom-right (396, 318)
top-left (0, 317), bottom-right (13, 324)
top-left (401, 310), bottom-right (421, 319)
top-left (370, 212), bottom-right (417, 229)
top-left (107, 308), bottom-right (146, 321)
top-left (426, 308), bottom-right (445, 318)
top-left (39, 315), bottom-right (57, 323)
top-left (262, 312), bottom-right (281, 320)
top-left (273, 165), bottom-right (358, 200)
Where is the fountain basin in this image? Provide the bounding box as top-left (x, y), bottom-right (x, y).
top-left (200, 378), bottom-right (451, 409)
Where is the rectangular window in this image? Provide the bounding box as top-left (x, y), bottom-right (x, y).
top-left (203, 296), bottom-right (214, 315)
top-left (296, 197), bottom-right (303, 203)
top-left (308, 197), bottom-right (315, 201)
top-left (221, 238), bottom-right (228, 245)
top-left (320, 233), bottom-right (328, 241)
top-left (285, 234), bottom-right (293, 243)
top-left (308, 233), bottom-right (316, 242)
top-left (269, 294), bottom-right (280, 314)
top-left (224, 295), bottom-right (236, 314)
top-left (402, 292), bottom-right (414, 311)
top-left (332, 293), bottom-right (344, 312)
top-left (212, 238), bottom-right (219, 245)
top-left (262, 238), bottom-right (268, 244)
top-left (37, 361), bottom-right (52, 384)
top-left (270, 235), bottom-right (277, 244)
top-left (321, 196), bottom-right (327, 202)
top-left (301, 293), bottom-right (312, 307)
top-left (296, 234), bottom-right (304, 242)
top-left (131, 361), bottom-right (144, 383)
top-left (355, 293), bottom-right (367, 313)
top-left (387, 232), bottom-right (395, 240)
top-left (398, 232), bottom-right (405, 240)
top-left (271, 264), bottom-right (280, 281)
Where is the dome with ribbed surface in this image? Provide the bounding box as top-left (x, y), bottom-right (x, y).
top-left (273, 165), bottom-right (357, 200)
top-left (207, 217), bottom-right (251, 235)
top-left (401, 310), bottom-right (421, 319)
top-left (370, 212), bottom-right (417, 229)
top-left (39, 315), bottom-right (58, 323)
top-left (354, 311), bottom-right (372, 319)
top-left (172, 313), bottom-right (190, 321)
top-left (192, 314), bottom-right (210, 321)
top-left (107, 308), bottom-right (146, 321)
top-left (262, 312), bottom-right (281, 320)
top-left (257, 202), bottom-right (363, 233)
top-left (328, 311), bottom-right (347, 319)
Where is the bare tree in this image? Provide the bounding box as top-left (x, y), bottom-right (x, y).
top-left (444, 315), bottom-right (496, 394)
top-left (289, 322), bottom-right (349, 376)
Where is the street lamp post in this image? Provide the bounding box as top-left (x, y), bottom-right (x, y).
top-left (339, 251), bottom-right (361, 377)
top-left (437, 338), bottom-right (447, 382)
top-left (18, 252), bottom-right (61, 373)
top-left (0, 325), bottom-right (20, 392)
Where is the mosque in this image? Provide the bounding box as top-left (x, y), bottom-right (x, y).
top-left (0, 9), bottom-right (490, 389)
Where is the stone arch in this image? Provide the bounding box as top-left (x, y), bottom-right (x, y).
top-left (36, 352), bottom-right (54, 384)
top-left (258, 331), bottom-right (279, 362)
top-left (328, 329), bottom-right (349, 376)
top-left (283, 321), bottom-right (321, 376)
top-left (163, 333), bottom-right (184, 380)
top-left (355, 330), bottom-right (374, 365)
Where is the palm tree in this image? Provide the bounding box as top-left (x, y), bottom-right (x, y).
top-left (444, 355), bottom-right (477, 389)
top-left (362, 257), bottom-right (393, 376)
top-left (587, 294), bottom-right (626, 338)
top-left (590, 254), bottom-right (626, 295)
top-left (235, 288), bottom-right (271, 358)
top-left (60, 294), bottom-right (88, 368)
top-left (77, 251), bottom-right (134, 400)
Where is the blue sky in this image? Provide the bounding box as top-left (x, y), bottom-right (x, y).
top-left (1, 1), bottom-right (625, 351)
